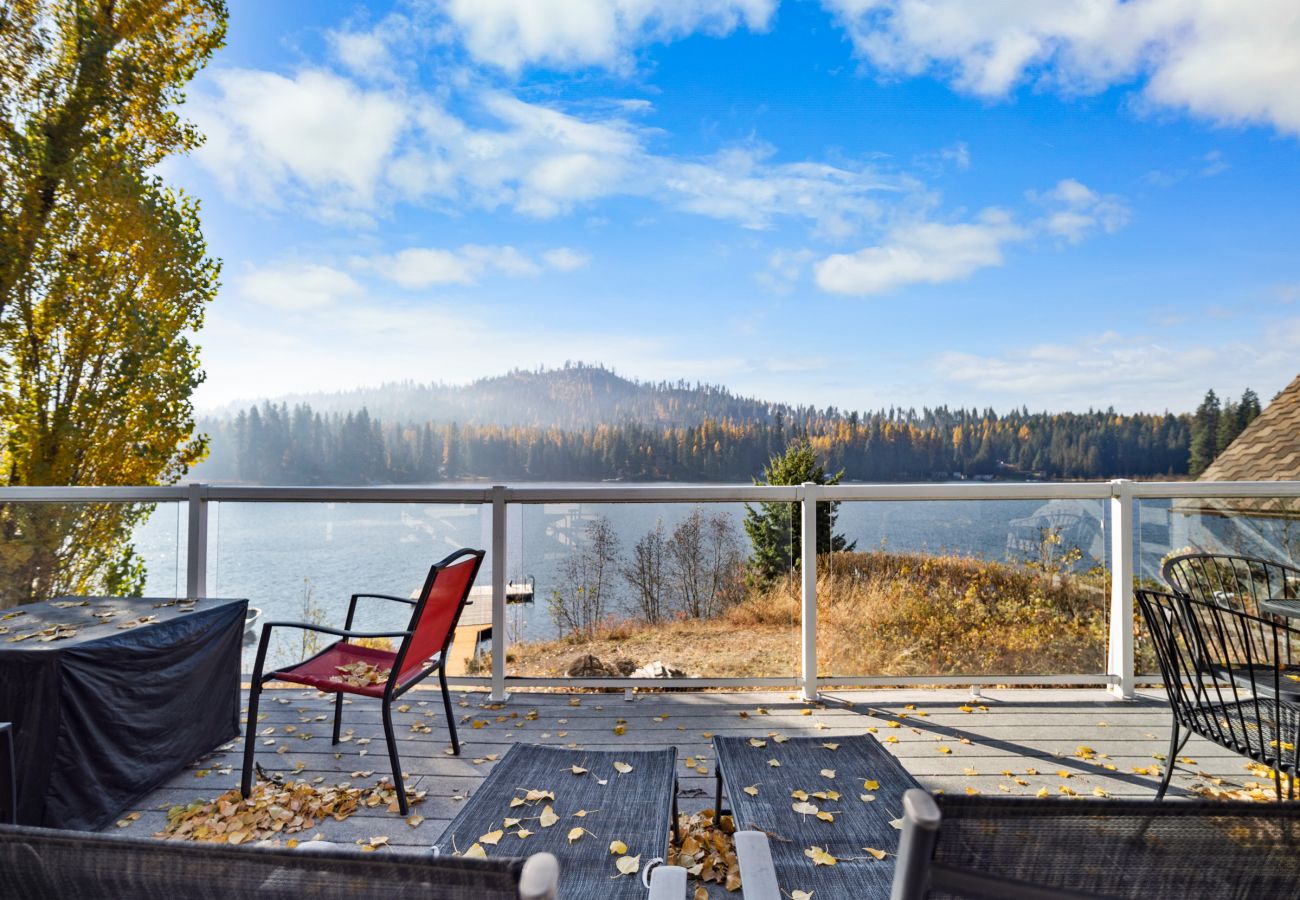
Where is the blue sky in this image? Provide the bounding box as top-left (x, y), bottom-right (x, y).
top-left (172, 0), bottom-right (1300, 415)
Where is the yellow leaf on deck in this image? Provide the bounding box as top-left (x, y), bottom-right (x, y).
top-left (615, 855), bottom-right (641, 876)
top-left (863, 779), bottom-right (880, 791)
top-left (822, 743), bottom-right (839, 751)
top-left (792, 801), bottom-right (819, 815)
top-left (884, 736), bottom-right (898, 744)
top-left (863, 847), bottom-right (887, 860)
top-left (1036, 787), bottom-right (1050, 798)
top-left (1092, 787), bottom-right (1108, 797)
top-left (749, 738), bottom-right (766, 748)
top-left (504, 818), bottom-right (521, 828)
top-left (539, 805), bottom-right (560, 828)
top-left (614, 762), bottom-right (633, 774)
top-left (820, 769), bottom-right (835, 778)
top-left (805, 846), bottom-right (837, 866)
top-left (743, 785), bottom-right (759, 796)
top-left (610, 840), bottom-right (628, 855)
top-left (479, 830), bottom-right (504, 846)
top-left (937, 746), bottom-right (952, 754)
top-left (463, 843), bottom-right (487, 858)
top-left (768, 759), bottom-right (781, 767)
top-left (791, 892), bottom-right (814, 900)
top-left (570, 765), bottom-right (588, 775)
top-left (516, 828), bottom-right (533, 839)
top-left (613, 725), bottom-right (626, 736)
top-left (792, 789), bottom-right (809, 800)
top-left (962, 767), bottom-right (979, 776)
top-left (816, 811), bottom-right (834, 822)
top-left (568, 827), bottom-right (585, 843)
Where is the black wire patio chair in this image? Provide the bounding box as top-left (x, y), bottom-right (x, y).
top-left (241, 548), bottom-right (485, 816)
top-left (0, 822), bottom-right (560, 899)
top-left (887, 787), bottom-right (1300, 900)
top-left (1163, 552), bottom-right (1300, 620)
top-left (1136, 588), bottom-right (1300, 800)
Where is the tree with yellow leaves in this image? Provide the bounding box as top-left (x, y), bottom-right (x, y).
top-left (0, 1), bottom-right (226, 605)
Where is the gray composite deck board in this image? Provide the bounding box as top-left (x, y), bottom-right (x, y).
top-left (109, 687), bottom-right (1257, 862)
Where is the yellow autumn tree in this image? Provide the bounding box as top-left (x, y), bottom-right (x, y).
top-left (0, 1), bottom-right (227, 606)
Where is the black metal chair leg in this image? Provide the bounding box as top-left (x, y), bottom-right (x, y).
top-left (0, 722), bottom-right (15, 825)
top-left (439, 667), bottom-right (460, 755)
top-left (332, 693), bottom-right (344, 744)
top-left (240, 681), bottom-right (263, 798)
top-left (672, 779), bottom-right (681, 842)
top-left (1155, 721), bottom-right (1179, 801)
top-left (381, 700), bottom-right (409, 817)
top-left (1174, 729), bottom-right (1190, 757)
top-left (714, 768), bottom-right (724, 818)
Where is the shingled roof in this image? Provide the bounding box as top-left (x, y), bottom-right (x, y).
top-left (1201, 373), bottom-right (1300, 482)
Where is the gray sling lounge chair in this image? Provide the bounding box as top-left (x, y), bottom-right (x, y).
top-left (432, 744), bottom-right (684, 899)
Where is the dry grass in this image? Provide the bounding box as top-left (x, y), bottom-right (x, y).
top-left (505, 551), bottom-right (1141, 679)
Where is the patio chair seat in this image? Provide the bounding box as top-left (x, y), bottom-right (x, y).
top-left (432, 744), bottom-right (678, 900)
top-left (268, 643), bottom-right (402, 698)
top-left (1192, 696), bottom-right (1300, 765)
top-left (714, 733), bottom-right (921, 899)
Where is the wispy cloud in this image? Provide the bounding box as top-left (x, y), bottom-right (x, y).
top-left (822, 0), bottom-right (1300, 138)
top-left (434, 0), bottom-right (777, 73)
top-left (812, 178), bottom-right (1129, 296)
top-left (352, 244), bottom-right (589, 288)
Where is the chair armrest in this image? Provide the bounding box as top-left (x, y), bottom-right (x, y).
top-left (519, 852), bottom-right (560, 900)
top-left (345, 593), bottom-right (416, 629)
top-left (735, 831), bottom-right (780, 900)
top-left (260, 620), bottom-right (411, 641)
top-left (890, 789), bottom-right (942, 900)
top-left (647, 863), bottom-right (687, 900)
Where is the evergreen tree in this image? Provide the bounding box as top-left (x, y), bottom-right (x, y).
top-left (1189, 389), bottom-right (1221, 476)
top-left (743, 440), bottom-right (854, 583)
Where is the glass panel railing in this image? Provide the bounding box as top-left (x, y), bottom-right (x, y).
top-left (504, 500), bottom-right (798, 682)
top-left (0, 500), bottom-right (183, 609)
top-left (818, 497), bottom-right (1111, 680)
top-left (208, 501), bottom-right (489, 672)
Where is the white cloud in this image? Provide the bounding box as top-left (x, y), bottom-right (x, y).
top-left (437, 0), bottom-right (777, 72)
top-left (238, 263), bottom-right (364, 311)
top-left (812, 177), bottom-right (1128, 295)
top-left (1034, 178), bottom-right (1130, 244)
top-left (542, 247), bottom-right (592, 271)
top-left (823, 0), bottom-right (1300, 137)
top-left (933, 319), bottom-right (1300, 411)
top-left (814, 209), bottom-right (1028, 296)
top-left (191, 70), bottom-right (909, 235)
top-left (190, 69), bottom-right (407, 218)
top-left (354, 244), bottom-right (588, 288)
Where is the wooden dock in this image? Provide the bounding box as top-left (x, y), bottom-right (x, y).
top-left (445, 582), bottom-right (534, 676)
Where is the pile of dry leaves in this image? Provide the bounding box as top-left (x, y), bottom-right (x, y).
top-left (330, 661), bottom-right (391, 688)
top-left (673, 809), bottom-right (741, 895)
top-left (157, 777), bottom-right (425, 847)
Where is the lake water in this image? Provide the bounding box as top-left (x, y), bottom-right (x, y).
top-left (131, 484), bottom-right (1153, 669)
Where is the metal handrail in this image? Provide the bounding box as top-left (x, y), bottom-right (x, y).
top-left (3, 478), bottom-right (1298, 702)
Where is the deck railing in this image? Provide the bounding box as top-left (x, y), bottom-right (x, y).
top-left (4, 479), bottom-right (1300, 702)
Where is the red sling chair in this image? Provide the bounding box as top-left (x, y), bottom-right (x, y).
top-left (240, 548), bottom-right (485, 815)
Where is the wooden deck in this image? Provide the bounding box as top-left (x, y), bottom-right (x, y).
top-left (116, 687), bottom-right (1263, 855)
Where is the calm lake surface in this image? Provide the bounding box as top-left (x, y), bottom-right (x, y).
top-left (132, 483), bottom-right (1176, 670)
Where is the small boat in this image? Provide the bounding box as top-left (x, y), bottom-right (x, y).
top-left (243, 606), bottom-right (263, 642)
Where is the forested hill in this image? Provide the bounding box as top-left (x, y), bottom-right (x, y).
top-left (191, 368), bottom-right (1262, 484)
top-left (224, 364), bottom-right (808, 430)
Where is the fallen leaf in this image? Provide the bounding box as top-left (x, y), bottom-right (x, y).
top-left (463, 843), bottom-right (487, 858)
top-left (863, 847), bottom-right (887, 860)
top-left (804, 846), bottom-right (837, 866)
top-left (822, 743), bottom-right (839, 751)
top-left (820, 769), bottom-right (836, 778)
top-left (791, 892), bottom-right (814, 899)
top-left (792, 801), bottom-right (819, 815)
top-left (539, 805), bottom-right (560, 828)
top-left (610, 840), bottom-right (628, 855)
top-left (768, 759), bottom-right (781, 767)
top-left (406, 815), bottom-right (425, 827)
top-left (570, 765), bottom-right (588, 776)
top-left (816, 811), bottom-right (834, 822)
top-left (743, 785), bottom-right (759, 796)
top-left (749, 738), bottom-right (767, 748)
top-left (615, 855), bottom-right (641, 876)
top-left (479, 829), bottom-right (504, 846)
top-left (568, 826), bottom-right (586, 843)
top-left (613, 762), bottom-right (633, 774)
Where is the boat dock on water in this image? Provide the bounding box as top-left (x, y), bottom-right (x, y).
top-left (445, 578), bottom-right (534, 675)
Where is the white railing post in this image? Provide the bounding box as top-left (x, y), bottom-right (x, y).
top-left (185, 482), bottom-right (208, 598)
top-left (489, 485), bottom-right (509, 702)
top-left (801, 482), bottom-right (819, 702)
top-left (1108, 479), bottom-right (1135, 699)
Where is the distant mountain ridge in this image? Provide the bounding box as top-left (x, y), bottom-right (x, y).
top-left (222, 363), bottom-right (813, 430)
